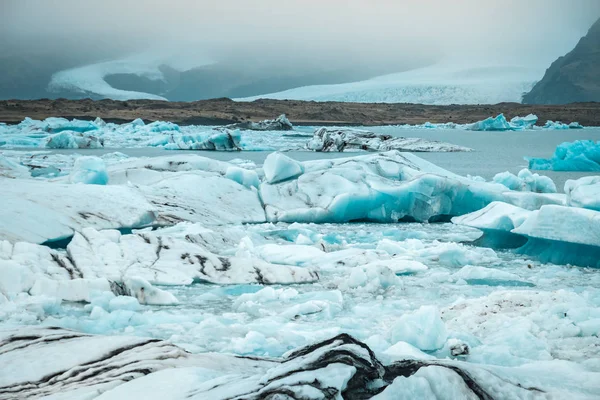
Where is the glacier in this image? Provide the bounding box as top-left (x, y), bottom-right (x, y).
top-left (236, 64), bottom-right (543, 105)
top-left (1, 147), bottom-right (600, 399)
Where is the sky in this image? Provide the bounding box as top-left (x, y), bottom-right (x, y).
top-left (2, 0), bottom-right (600, 68)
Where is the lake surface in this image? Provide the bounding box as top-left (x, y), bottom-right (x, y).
top-left (34, 126), bottom-right (600, 191)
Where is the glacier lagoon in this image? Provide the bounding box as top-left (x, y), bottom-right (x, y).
top-left (1, 122), bottom-right (600, 398)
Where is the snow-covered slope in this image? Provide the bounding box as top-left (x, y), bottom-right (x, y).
top-left (237, 64), bottom-right (544, 105)
top-left (48, 54), bottom-right (214, 101)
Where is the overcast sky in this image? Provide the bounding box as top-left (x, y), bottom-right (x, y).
top-left (2, 0), bottom-right (599, 70)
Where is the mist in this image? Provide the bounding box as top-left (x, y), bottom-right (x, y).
top-left (1, 0), bottom-right (599, 100)
top-left (3, 0), bottom-right (599, 66)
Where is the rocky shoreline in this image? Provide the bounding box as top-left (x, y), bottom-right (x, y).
top-left (2, 98), bottom-right (600, 126)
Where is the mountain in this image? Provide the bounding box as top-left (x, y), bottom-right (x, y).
top-left (523, 18), bottom-right (600, 104)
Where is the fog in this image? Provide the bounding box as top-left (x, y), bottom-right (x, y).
top-left (3, 0), bottom-right (599, 68)
top-left (1, 0), bottom-right (599, 100)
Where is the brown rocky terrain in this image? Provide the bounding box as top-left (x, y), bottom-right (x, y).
top-left (1, 98), bottom-right (600, 126)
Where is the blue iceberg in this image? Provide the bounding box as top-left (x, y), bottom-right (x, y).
top-left (528, 140), bottom-right (600, 171)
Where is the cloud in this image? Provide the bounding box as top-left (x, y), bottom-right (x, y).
top-left (2, 0), bottom-right (599, 71)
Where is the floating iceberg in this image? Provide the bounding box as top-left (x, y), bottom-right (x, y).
top-left (528, 140), bottom-right (600, 171)
top-left (45, 131), bottom-right (104, 149)
top-left (306, 127), bottom-right (472, 152)
top-left (153, 129), bottom-right (242, 151)
top-left (225, 114), bottom-right (293, 131)
top-left (453, 202), bottom-right (600, 268)
top-left (492, 168), bottom-right (556, 193)
top-left (543, 120), bottom-right (585, 130)
top-left (467, 113), bottom-right (540, 131)
top-left (509, 114), bottom-right (538, 129)
top-left (260, 151), bottom-right (564, 223)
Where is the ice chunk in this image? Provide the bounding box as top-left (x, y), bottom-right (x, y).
top-left (467, 114), bottom-right (513, 131)
top-left (455, 202), bottom-right (600, 267)
top-left (46, 131), bottom-right (104, 149)
top-left (509, 114), bottom-right (538, 129)
top-left (391, 306), bottom-right (448, 351)
top-left (262, 152), bottom-right (304, 183)
top-left (358, 258), bottom-right (428, 276)
top-left (124, 277), bottom-right (178, 305)
top-left (225, 166), bottom-right (260, 188)
top-left (107, 296), bottom-right (141, 311)
top-left (64, 227), bottom-right (319, 285)
top-left (225, 114), bottom-right (293, 131)
top-left (0, 260), bottom-right (35, 297)
top-left (492, 169), bottom-right (556, 193)
top-left (306, 127), bottom-right (472, 152)
top-left (565, 176), bottom-right (600, 211)
top-left (157, 129), bottom-right (242, 151)
top-left (453, 265), bottom-right (532, 287)
top-left (452, 201), bottom-right (530, 232)
top-left (513, 205), bottom-right (600, 248)
top-left (69, 156), bottom-right (109, 185)
top-left (528, 140), bottom-right (600, 171)
top-left (0, 156), bottom-right (30, 179)
top-left (342, 264), bottom-right (399, 291)
top-left (543, 120), bottom-right (585, 130)
top-left (260, 151), bottom-right (560, 224)
top-left (0, 179), bottom-right (157, 243)
top-left (44, 117), bottom-right (99, 133)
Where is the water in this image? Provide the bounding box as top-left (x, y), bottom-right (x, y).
top-left (27, 126), bottom-right (600, 191)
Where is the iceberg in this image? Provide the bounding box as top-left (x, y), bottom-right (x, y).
top-left (509, 114), bottom-right (538, 129)
top-left (467, 113), bottom-right (540, 131)
top-left (543, 120), bottom-right (585, 130)
top-left (528, 140), bottom-right (600, 171)
top-left (45, 131), bottom-right (104, 149)
top-left (306, 127), bottom-right (473, 152)
top-left (565, 176), bottom-right (600, 211)
top-left (391, 306), bottom-right (448, 351)
top-left (68, 156), bottom-right (109, 185)
top-left (156, 129), bottom-right (242, 151)
top-left (225, 114), bottom-right (293, 131)
top-left (453, 202), bottom-right (600, 267)
top-left (259, 151), bottom-right (563, 223)
top-left (467, 114), bottom-right (513, 131)
top-left (262, 152), bottom-right (304, 183)
top-left (492, 168), bottom-right (556, 193)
